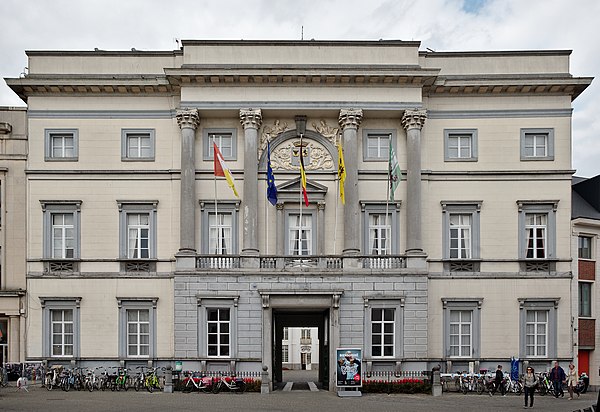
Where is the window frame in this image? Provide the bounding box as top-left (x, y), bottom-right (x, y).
top-left (578, 236), bottom-right (592, 259)
top-left (200, 201), bottom-right (240, 254)
top-left (441, 201), bottom-right (482, 260)
top-left (362, 129), bottom-right (397, 162)
top-left (40, 297), bottom-right (81, 359)
top-left (197, 295), bottom-right (239, 360)
top-left (203, 128), bottom-right (238, 161)
top-left (442, 298), bottom-right (482, 359)
top-left (44, 129), bottom-right (79, 161)
top-left (444, 129), bottom-right (478, 162)
top-left (361, 201), bottom-right (401, 255)
top-left (41, 201), bottom-right (82, 259)
top-left (579, 282), bottom-right (592, 318)
top-left (518, 298), bottom-right (558, 359)
top-left (517, 201), bottom-right (558, 260)
top-left (363, 296), bottom-right (404, 360)
top-left (121, 129), bottom-right (155, 161)
top-left (520, 128), bottom-right (554, 161)
top-left (285, 210), bottom-right (317, 256)
top-left (117, 297), bottom-right (157, 360)
top-left (117, 201), bottom-right (158, 260)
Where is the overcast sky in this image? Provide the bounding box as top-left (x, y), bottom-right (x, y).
top-left (1, 0), bottom-right (598, 176)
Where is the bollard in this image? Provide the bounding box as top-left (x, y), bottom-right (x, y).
top-left (164, 365), bottom-right (173, 393)
top-left (261, 365), bottom-right (270, 394)
top-left (432, 370), bottom-right (442, 397)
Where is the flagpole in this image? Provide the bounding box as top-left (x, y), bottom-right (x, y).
top-left (299, 133), bottom-right (303, 256)
top-left (265, 173), bottom-right (269, 255)
top-left (333, 135), bottom-right (340, 255)
top-left (385, 141), bottom-right (391, 256)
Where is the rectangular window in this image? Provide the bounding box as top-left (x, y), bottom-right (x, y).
top-left (203, 129), bottom-right (237, 161)
top-left (127, 309), bottom-right (150, 357)
top-left (118, 202), bottom-right (157, 259)
top-left (207, 308), bottom-right (230, 357)
top-left (363, 129), bottom-right (396, 161)
top-left (52, 213), bottom-right (75, 259)
top-left (288, 214), bottom-right (313, 255)
top-left (579, 282), bottom-right (592, 317)
top-left (525, 310), bottom-right (548, 357)
top-left (282, 345), bottom-right (289, 363)
top-left (525, 213), bottom-right (547, 259)
top-left (368, 213), bottom-right (391, 255)
top-left (371, 308), bottom-right (395, 357)
top-left (42, 201), bottom-right (81, 260)
top-left (208, 213), bottom-right (232, 255)
top-left (444, 129), bottom-right (477, 161)
top-left (578, 236), bottom-right (592, 259)
top-left (283, 327), bottom-right (289, 341)
top-left (122, 129), bottom-right (155, 161)
top-left (51, 309), bottom-right (73, 357)
top-left (449, 214), bottom-right (472, 259)
top-left (301, 329), bottom-right (311, 340)
top-left (520, 129), bottom-right (554, 161)
top-left (127, 213), bottom-right (150, 259)
top-left (449, 310), bottom-right (472, 357)
top-left (45, 129), bottom-right (78, 161)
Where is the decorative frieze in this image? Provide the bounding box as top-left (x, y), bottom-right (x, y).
top-left (259, 120), bottom-right (289, 159)
top-left (239, 108), bottom-right (263, 130)
top-left (311, 120), bottom-right (339, 145)
top-left (176, 109), bottom-right (200, 130)
top-left (401, 109), bottom-right (427, 131)
top-left (270, 140), bottom-right (333, 171)
top-left (338, 109), bottom-right (363, 130)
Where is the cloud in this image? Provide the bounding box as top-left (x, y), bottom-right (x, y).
top-left (1, 0), bottom-right (597, 175)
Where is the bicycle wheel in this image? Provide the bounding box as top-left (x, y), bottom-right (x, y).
top-left (212, 382), bottom-right (221, 394)
top-left (476, 380), bottom-right (484, 395)
top-left (45, 376), bottom-right (53, 391)
top-left (134, 378), bottom-right (141, 392)
top-left (146, 377), bottom-right (154, 393)
top-left (515, 382), bottom-right (522, 396)
top-left (237, 381), bottom-right (246, 393)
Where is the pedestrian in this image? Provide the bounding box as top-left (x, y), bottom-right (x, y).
top-left (549, 361), bottom-right (566, 398)
top-left (566, 363), bottom-right (579, 400)
top-left (523, 366), bottom-right (538, 408)
top-left (491, 364), bottom-right (505, 396)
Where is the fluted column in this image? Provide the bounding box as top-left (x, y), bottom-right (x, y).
top-left (338, 109), bottom-right (363, 255)
top-left (240, 108), bottom-right (262, 256)
top-left (176, 109), bottom-right (200, 257)
top-left (401, 109), bottom-right (427, 256)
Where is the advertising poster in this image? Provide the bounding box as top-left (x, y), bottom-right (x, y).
top-left (336, 348), bottom-right (362, 388)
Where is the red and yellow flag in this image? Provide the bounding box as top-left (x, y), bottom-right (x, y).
top-left (299, 146), bottom-right (309, 206)
top-left (213, 142), bottom-right (239, 198)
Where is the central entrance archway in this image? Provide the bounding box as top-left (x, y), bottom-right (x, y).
top-left (273, 310), bottom-right (329, 390)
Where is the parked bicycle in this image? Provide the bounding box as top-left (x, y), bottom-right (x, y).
top-left (181, 371), bottom-right (214, 393)
top-left (212, 374), bottom-right (246, 394)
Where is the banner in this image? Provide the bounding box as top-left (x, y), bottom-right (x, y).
top-left (336, 348), bottom-right (362, 388)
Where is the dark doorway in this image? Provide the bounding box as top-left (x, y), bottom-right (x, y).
top-left (272, 310), bottom-right (329, 390)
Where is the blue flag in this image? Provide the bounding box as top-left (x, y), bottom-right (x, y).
top-left (266, 141), bottom-right (278, 206)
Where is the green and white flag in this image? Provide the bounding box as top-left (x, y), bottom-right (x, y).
top-left (389, 142), bottom-right (401, 201)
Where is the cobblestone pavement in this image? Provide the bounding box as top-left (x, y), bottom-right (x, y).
top-left (0, 383), bottom-right (596, 412)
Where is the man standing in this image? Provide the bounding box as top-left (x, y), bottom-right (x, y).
top-left (549, 361), bottom-right (566, 398)
top-left (491, 365), bottom-right (505, 396)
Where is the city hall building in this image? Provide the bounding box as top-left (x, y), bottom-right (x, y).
top-left (5, 40), bottom-right (593, 390)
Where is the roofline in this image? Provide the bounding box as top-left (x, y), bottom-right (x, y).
top-left (180, 39), bottom-right (422, 47)
top-left (25, 50), bottom-right (181, 57)
top-left (420, 50), bottom-right (573, 57)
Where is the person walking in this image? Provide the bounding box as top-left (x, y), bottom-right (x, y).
top-left (566, 363), bottom-right (579, 400)
top-left (491, 365), bottom-right (505, 396)
top-left (523, 366), bottom-right (538, 408)
top-left (549, 361), bottom-right (566, 398)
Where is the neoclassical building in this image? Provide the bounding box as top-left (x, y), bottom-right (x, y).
top-left (5, 40), bottom-right (593, 390)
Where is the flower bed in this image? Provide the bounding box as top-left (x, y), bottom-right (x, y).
top-left (362, 378), bottom-right (431, 394)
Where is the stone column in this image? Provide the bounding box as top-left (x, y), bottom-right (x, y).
top-left (338, 109), bottom-right (363, 256)
top-left (317, 201), bottom-right (325, 255)
top-left (176, 109), bottom-right (200, 268)
top-left (401, 109), bottom-right (427, 264)
top-left (276, 203), bottom-right (285, 256)
top-left (240, 109), bottom-right (263, 258)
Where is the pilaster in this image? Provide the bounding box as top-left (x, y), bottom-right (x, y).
top-left (338, 109), bottom-right (363, 255)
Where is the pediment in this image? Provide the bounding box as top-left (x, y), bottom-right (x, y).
top-left (276, 177), bottom-right (328, 203)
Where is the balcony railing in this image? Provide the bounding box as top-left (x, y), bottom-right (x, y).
top-left (194, 254), bottom-right (406, 270)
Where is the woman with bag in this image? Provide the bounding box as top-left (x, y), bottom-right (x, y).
top-left (523, 366), bottom-right (538, 409)
top-left (566, 363), bottom-right (579, 400)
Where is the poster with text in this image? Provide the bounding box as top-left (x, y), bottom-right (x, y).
top-left (336, 348), bottom-right (362, 388)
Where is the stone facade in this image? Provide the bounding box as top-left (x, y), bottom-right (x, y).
top-left (4, 40), bottom-right (593, 390)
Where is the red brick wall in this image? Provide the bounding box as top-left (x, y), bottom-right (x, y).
top-left (578, 318), bottom-right (596, 347)
top-left (578, 260), bottom-right (595, 280)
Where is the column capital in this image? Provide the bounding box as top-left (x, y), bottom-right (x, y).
top-left (401, 109), bottom-right (427, 131)
top-left (240, 108), bottom-right (263, 130)
top-left (176, 109), bottom-right (200, 130)
top-left (338, 108), bottom-right (363, 130)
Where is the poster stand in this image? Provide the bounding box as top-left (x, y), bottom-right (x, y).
top-left (337, 387), bottom-right (362, 397)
